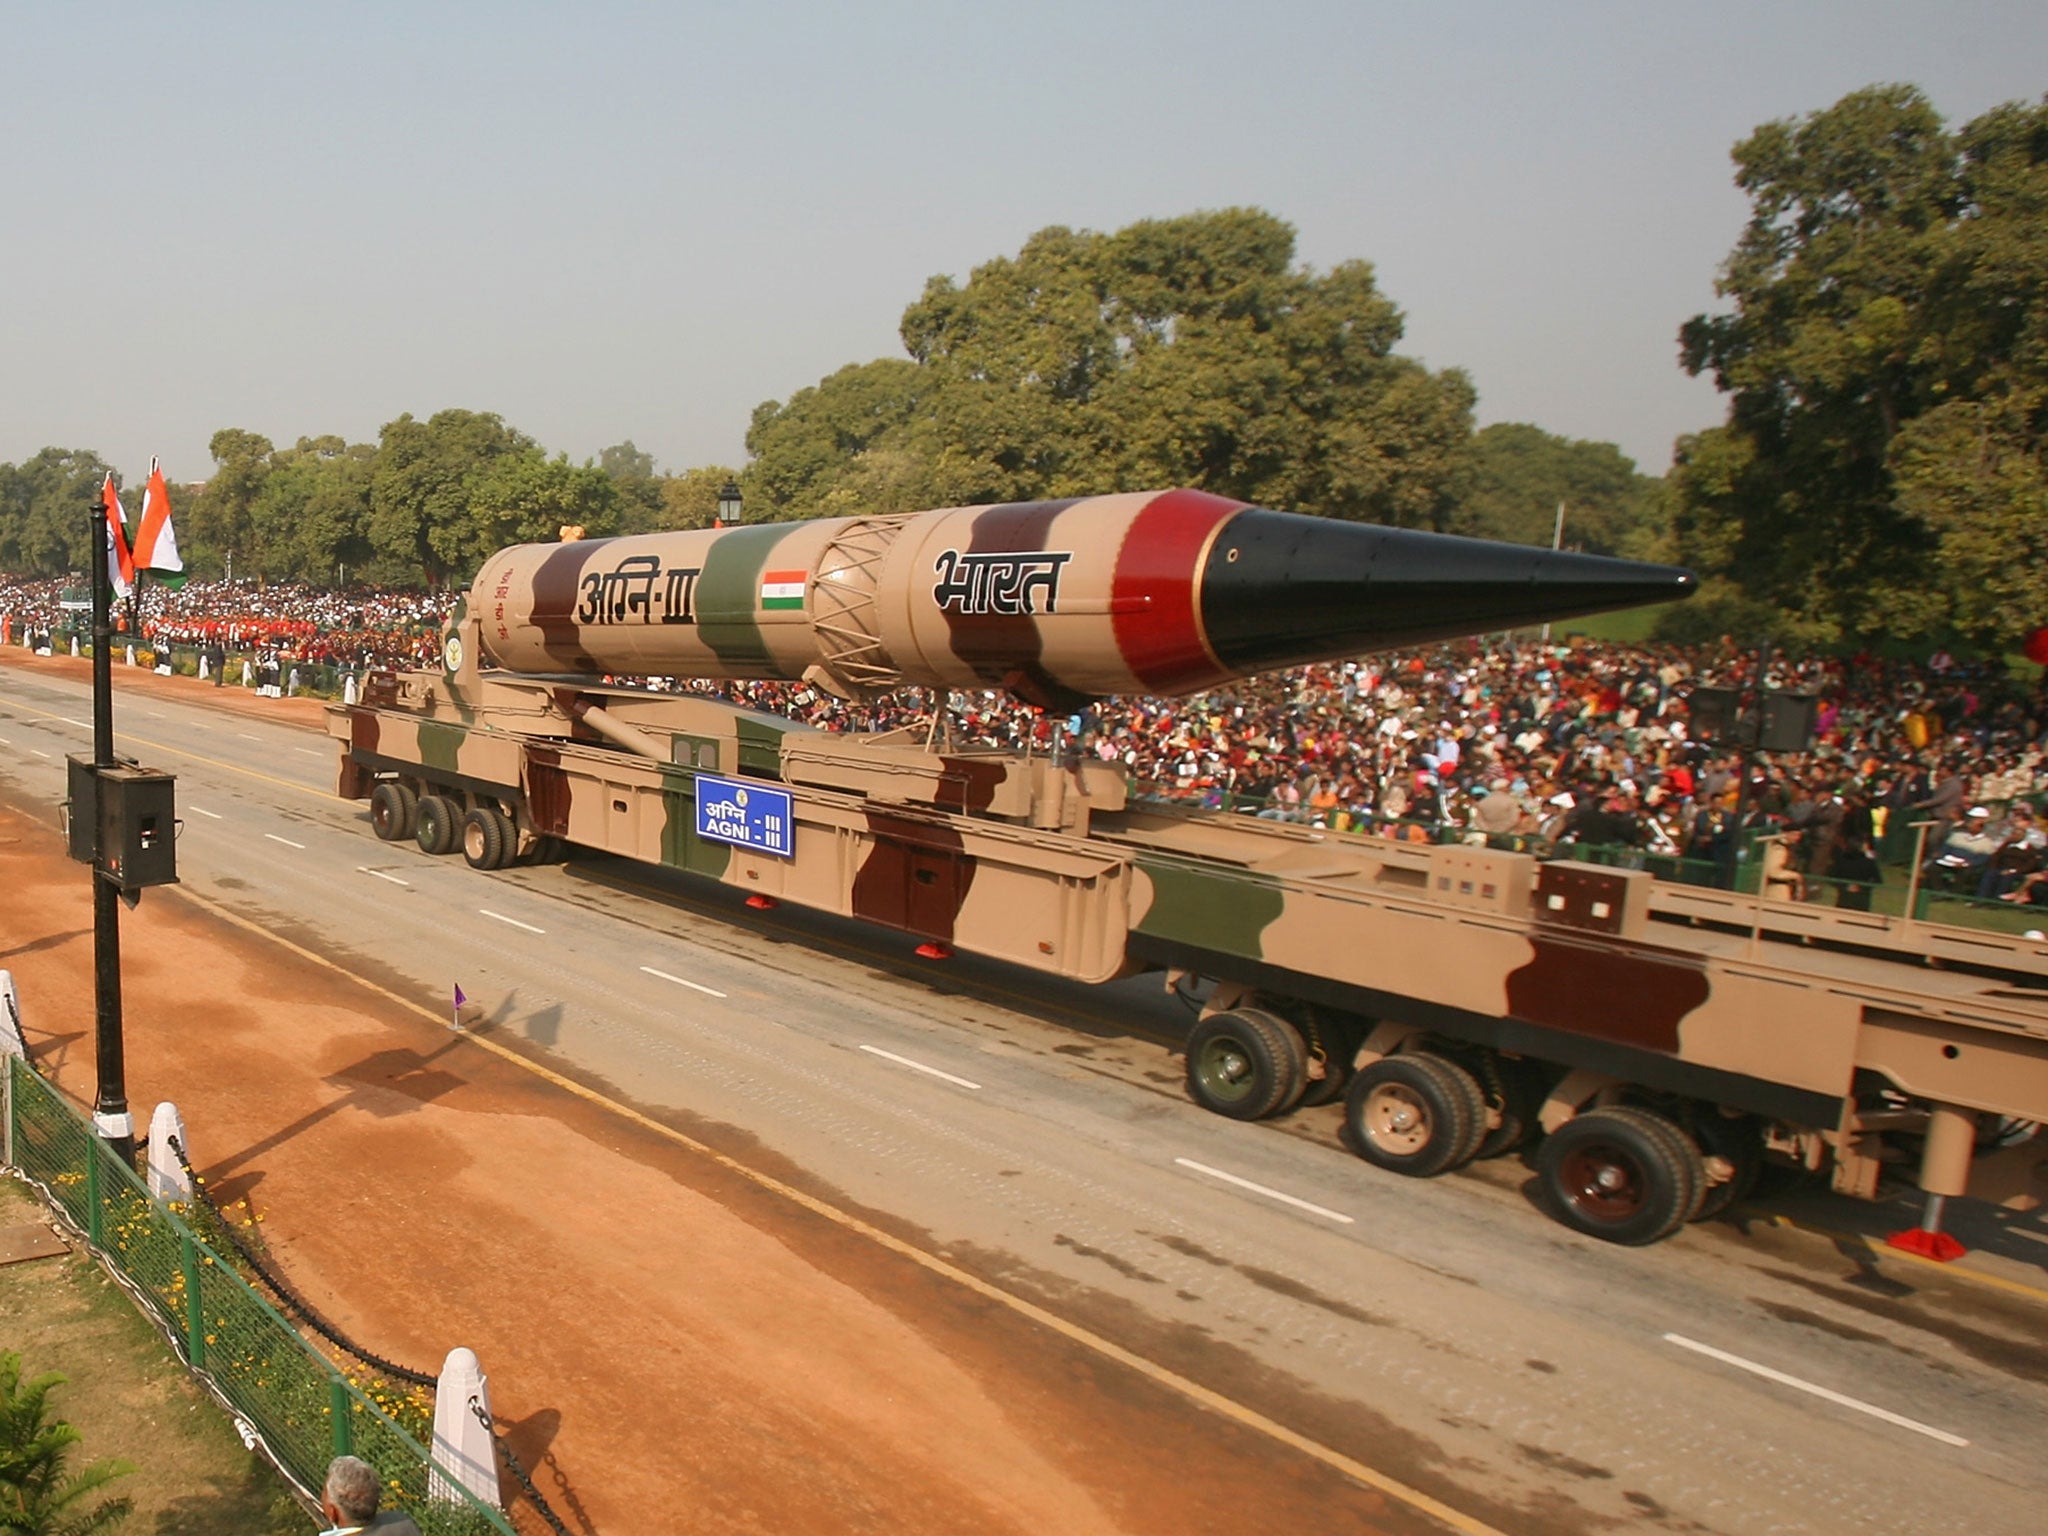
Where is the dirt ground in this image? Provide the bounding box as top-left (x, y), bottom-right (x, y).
top-left (0, 651), bottom-right (1435, 1535)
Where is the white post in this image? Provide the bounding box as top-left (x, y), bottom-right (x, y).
top-left (146, 1102), bottom-right (192, 1201)
top-left (343, 673), bottom-right (358, 706)
top-left (69, 635), bottom-right (79, 657)
top-left (0, 968), bottom-right (22, 1062)
top-left (125, 643), bottom-right (136, 667)
top-left (1540, 500), bottom-right (1566, 645)
top-left (198, 653), bottom-right (210, 680)
top-left (430, 1347), bottom-right (502, 1508)
top-left (2, 971), bottom-right (22, 1169)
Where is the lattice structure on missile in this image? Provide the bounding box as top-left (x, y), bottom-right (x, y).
top-left (807, 515), bottom-right (910, 698)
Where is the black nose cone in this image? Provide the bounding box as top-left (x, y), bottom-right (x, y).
top-left (1200, 509), bottom-right (1696, 675)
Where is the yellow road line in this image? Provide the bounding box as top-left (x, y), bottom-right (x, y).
top-left (1759, 1214), bottom-right (2048, 1305)
top-left (170, 880), bottom-right (1503, 1536)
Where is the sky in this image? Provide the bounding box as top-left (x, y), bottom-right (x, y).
top-left (3, 1), bottom-right (2043, 491)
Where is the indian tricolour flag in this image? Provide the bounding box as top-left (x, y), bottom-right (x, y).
top-left (759, 570), bottom-right (806, 611)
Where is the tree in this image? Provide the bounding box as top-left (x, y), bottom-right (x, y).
top-left (466, 451), bottom-right (623, 561)
top-left (1456, 423), bottom-right (1663, 557)
top-left (746, 210), bottom-right (1474, 524)
top-left (186, 429), bottom-right (276, 578)
top-left (1673, 85), bottom-right (2048, 646)
top-left (247, 436), bottom-right (377, 584)
top-left (654, 465), bottom-right (744, 532)
top-left (0, 450), bottom-right (116, 577)
top-left (368, 411), bottom-right (537, 586)
top-left (598, 439), bottom-right (665, 530)
top-left (0, 1353), bottom-right (133, 1535)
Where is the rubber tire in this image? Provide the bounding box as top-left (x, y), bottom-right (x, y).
top-left (369, 781), bottom-right (417, 842)
top-left (415, 795), bottom-right (460, 856)
top-left (1690, 1113), bottom-right (1764, 1220)
top-left (1344, 1053), bottom-right (1488, 1177)
top-left (1185, 1008), bottom-right (1308, 1121)
top-left (461, 806), bottom-right (512, 870)
top-left (1537, 1106), bottom-right (1704, 1245)
top-left (524, 834), bottom-right (565, 866)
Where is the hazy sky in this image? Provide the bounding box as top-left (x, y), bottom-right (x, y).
top-left (4, 2), bottom-right (2042, 491)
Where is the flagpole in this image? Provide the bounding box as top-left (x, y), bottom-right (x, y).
top-left (87, 494), bottom-right (135, 1163)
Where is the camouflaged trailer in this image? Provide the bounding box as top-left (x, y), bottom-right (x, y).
top-left (327, 494), bottom-right (2047, 1247)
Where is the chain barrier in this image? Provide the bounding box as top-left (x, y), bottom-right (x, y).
top-left (165, 1133), bottom-right (435, 1387)
top-left (470, 1397), bottom-right (579, 1536)
top-left (2, 983), bottom-right (26, 1056)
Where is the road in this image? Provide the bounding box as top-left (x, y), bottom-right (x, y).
top-left (4, 652), bottom-right (2045, 1535)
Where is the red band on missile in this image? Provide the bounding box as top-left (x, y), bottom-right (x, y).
top-left (1111, 488), bottom-right (1243, 693)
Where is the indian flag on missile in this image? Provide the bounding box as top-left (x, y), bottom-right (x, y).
top-left (759, 570), bottom-right (806, 611)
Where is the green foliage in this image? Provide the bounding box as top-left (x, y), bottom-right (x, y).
top-left (1674, 84), bottom-right (2048, 645)
top-left (0, 450), bottom-right (116, 578)
top-left (655, 464), bottom-right (744, 532)
top-left (1454, 422), bottom-right (1664, 556)
top-left (597, 439), bottom-right (666, 531)
top-left (0, 1352), bottom-right (134, 1536)
top-left (747, 208), bottom-right (1476, 524)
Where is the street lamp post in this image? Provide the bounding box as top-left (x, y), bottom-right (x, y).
top-left (86, 501), bottom-right (133, 1162)
top-left (716, 479), bottom-right (743, 528)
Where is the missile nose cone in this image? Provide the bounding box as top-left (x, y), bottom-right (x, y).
top-left (1199, 509), bottom-right (1696, 675)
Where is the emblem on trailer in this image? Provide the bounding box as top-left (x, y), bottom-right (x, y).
top-left (444, 633), bottom-right (464, 673)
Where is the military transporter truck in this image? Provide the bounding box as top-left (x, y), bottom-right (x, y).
top-left (327, 489), bottom-right (2048, 1248)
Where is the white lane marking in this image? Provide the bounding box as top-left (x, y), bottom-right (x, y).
top-left (61, 717), bottom-right (88, 728)
top-left (1661, 1334), bottom-right (1968, 1446)
top-left (359, 867), bottom-right (411, 887)
top-left (1173, 1157), bottom-right (1356, 1224)
top-left (293, 747), bottom-right (321, 756)
top-left (237, 733), bottom-right (259, 741)
top-left (481, 909), bottom-right (545, 934)
top-left (144, 710), bottom-right (166, 718)
top-left (30, 749), bottom-right (51, 758)
top-left (857, 1044), bottom-right (981, 1090)
top-left (264, 834), bottom-right (306, 849)
top-left (640, 965), bottom-right (727, 999)
top-left (0, 736), bottom-right (11, 746)
top-left (190, 806), bottom-right (223, 819)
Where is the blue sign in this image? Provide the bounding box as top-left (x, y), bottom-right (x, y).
top-left (694, 773), bottom-right (794, 859)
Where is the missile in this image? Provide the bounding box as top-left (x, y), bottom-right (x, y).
top-left (467, 488), bottom-right (1694, 709)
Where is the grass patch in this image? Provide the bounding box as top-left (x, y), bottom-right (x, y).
top-left (0, 1175), bottom-right (308, 1532)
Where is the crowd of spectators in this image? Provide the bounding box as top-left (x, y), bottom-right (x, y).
top-left (0, 575), bottom-right (447, 670)
top-left (7, 572), bottom-right (2046, 904)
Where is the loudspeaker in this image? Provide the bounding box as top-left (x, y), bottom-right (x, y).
top-left (1687, 686), bottom-right (1739, 742)
top-left (1759, 692), bottom-right (1819, 753)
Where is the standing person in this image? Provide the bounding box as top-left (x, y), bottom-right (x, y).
top-left (1913, 764), bottom-right (1966, 861)
top-left (319, 1454), bottom-right (421, 1534)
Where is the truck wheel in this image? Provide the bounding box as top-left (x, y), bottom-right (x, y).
top-left (415, 795), bottom-right (459, 856)
top-left (1537, 1106), bottom-right (1704, 1245)
top-left (370, 782), bottom-right (417, 842)
top-left (1344, 1054), bottom-right (1487, 1177)
top-left (462, 807), bottom-right (512, 870)
top-left (1689, 1113), bottom-right (1763, 1220)
top-left (1185, 1008), bottom-right (1307, 1121)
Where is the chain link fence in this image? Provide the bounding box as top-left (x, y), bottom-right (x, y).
top-left (3, 1054), bottom-right (513, 1535)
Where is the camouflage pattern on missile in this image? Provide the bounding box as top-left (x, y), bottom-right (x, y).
top-left (471, 489), bottom-right (1695, 708)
